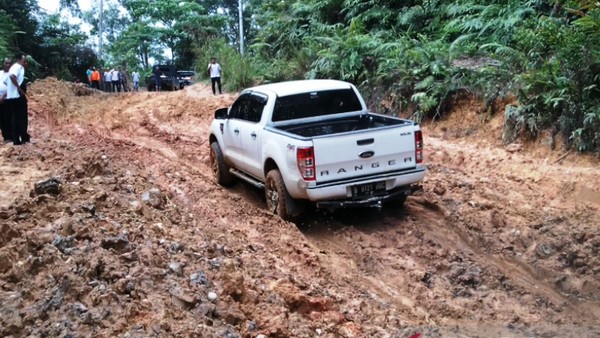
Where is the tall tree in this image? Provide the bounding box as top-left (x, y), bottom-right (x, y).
top-left (37, 14), bottom-right (98, 80)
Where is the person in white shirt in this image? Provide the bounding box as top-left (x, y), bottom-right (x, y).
top-left (5, 52), bottom-right (29, 145)
top-left (132, 70), bottom-right (140, 92)
top-left (111, 67), bottom-right (120, 92)
top-left (0, 58), bottom-right (12, 143)
top-left (207, 58), bottom-right (222, 95)
top-left (103, 69), bottom-right (112, 92)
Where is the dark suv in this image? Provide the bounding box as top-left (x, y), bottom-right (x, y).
top-left (146, 65), bottom-right (180, 91)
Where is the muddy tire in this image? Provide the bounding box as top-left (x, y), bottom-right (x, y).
top-left (265, 169), bottom-right (298, 220)
top-left (210, 142), bottom-right (234, 186)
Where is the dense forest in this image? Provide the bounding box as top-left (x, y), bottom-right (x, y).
top-left (1, 0), bottom-right (599, 152)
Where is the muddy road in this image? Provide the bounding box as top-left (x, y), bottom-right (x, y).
top-left (1, 78), bottom-right (599, 337)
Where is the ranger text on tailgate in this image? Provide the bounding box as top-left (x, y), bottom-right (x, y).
top-left (208, 79), bottom-right (426, 220)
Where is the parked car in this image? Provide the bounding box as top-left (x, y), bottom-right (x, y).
top-left (146, 65), bottom-right (180, 91)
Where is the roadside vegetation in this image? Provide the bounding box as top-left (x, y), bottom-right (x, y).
top-left (1, 0), bottom-right (599, 152)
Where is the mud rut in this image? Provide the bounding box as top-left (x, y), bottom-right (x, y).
top-left (2, 81), bottom-right (600, 337)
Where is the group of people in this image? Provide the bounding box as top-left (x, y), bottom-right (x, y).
top-left (0, 52), bottom-right (30, 146)
top-left (87, 58), bottom-right (223, 94)
top-left (0, 55), bottom-right (225, 146)
top-left (86, 66), bottom-right (140, 93)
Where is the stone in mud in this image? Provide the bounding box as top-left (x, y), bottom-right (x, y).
top-left (141, 188), bottom-right (167, 210)
top-left (433, 185), bottom-right (446, 196)
top-left (52, 235), bottom-right (75, 254)
top-left (101, 234), bottom-right (130, 252)
top-left (0, 223), bottom-right (20, 247)
top-left (190, 270), bottom-right (210, 286)
top-left (34, 177), bottom-right (62, 196)
top-left (167, 262), bottom-right (184, 276)
top-left (170, 291), bottom-right (199, 310)
top-left (0, 248), bottom-right (15, 273)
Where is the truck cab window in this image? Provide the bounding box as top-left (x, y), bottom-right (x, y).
top-left (273, 89), bottom-right (362, 122)
top-left (245, 95), bottom-right (266, 123)
top-left (229, 93), bottom-right (265, 123)
top-left (229, 94), bottom-right (250, 120)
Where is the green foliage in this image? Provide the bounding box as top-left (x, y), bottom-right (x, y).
top-left (500, 10), bottom-right (600, 152)
top-left (0, 10), bottom-right (17, 57)
top-left (38, 14), bottom-right (98, 81)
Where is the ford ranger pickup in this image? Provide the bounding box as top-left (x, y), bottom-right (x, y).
top-left (208, 79), bottom-right (425, 220)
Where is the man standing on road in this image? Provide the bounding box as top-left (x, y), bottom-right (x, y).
top-left (0, 58), bottom-right (11, 143)
top-left (111, 67), bottom-right (120, 92)
top-left (5, 52), bottom-right (29, 145)
top-left (90, 67), bottom-right (101, 90)
top-left (207, 58), bottom-right (222, 95)
top-left (86, 66), bottom-right (93, 85)
top-left (153, 66), bottom-right (161, 92)
top-left (117, 66), bottom-right (126, 92)
top-left (132, 69), bottom-right (140, 92)
top-left (103, 68), bottom-right (112, 92)
top-left (122, 66), bottom-right (131, 92)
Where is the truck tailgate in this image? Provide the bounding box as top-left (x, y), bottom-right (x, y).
top-left (312, 126), bottom-right (416, 183)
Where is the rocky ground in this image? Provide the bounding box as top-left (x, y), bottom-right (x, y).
top-left (0, 78), bottom-right (599, 337)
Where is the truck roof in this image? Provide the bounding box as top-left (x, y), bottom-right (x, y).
top-left (249, 79), bottom-right (353, 97)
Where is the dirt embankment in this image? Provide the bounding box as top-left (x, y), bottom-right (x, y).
top-left (1, 78), bottom-right (599, 337)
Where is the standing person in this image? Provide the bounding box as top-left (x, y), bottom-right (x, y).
top-left (117, 66), bottom-right (126, 92)
top-left (122, 66), bottom-right (131, 92)
top-left (5, 52), bottom-right (29, 145)
top-left (132, 69), bottom-right (140, 92)
top-left (103, 68), bottom-right (112, 92)
top-left (207, 57), bottom-right (222, 95)
top-left (0, 58), bottom-right (11, 143)
top-left (111, 67), bottom-right (120, 92)
top-left (90, 67), bottom-right (101, 89)
top-left (86, 66), bottom-right (93, 85)
top-left (153, 66), bottom-right (161, 92)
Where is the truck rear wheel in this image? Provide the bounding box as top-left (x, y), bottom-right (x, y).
top-left (265, 169), bottom-right (297, 220)
top-left (210, 142), bottom-right (234, 186)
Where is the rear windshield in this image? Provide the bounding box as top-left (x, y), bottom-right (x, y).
top-left (178, 71), bottom-right (195, 77)
top-left (272, 88), bottom-right (363, 122)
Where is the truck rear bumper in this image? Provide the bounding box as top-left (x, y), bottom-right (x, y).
top-left (305, 167), bottom-right (426, 207)
top-left (316, 184), bottom-right (421, 209)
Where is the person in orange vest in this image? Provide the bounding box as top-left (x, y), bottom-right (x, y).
top-left (90, 67), bottom-right (101, 90)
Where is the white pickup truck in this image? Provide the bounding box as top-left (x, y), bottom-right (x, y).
top-left (208, 79), bottom-right (425, 220)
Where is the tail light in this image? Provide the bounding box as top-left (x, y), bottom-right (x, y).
top-left (297, 147), bottom-right (316, 181)
top-left (415, 130), bottom-right (423, 164)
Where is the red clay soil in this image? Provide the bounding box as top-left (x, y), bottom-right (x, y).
top-left (0, 78), bottom-right (599, 337)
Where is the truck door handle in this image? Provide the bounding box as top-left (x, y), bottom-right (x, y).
top-left (234, 129), bottom-right (239, 134)
top-left (251, 132), bottom-right (257, 139)
top-left (357, 138), bottom-right (374, 146)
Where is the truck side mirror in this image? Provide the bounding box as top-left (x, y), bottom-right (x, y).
top-left (215, 107), bottom-right (228, 119)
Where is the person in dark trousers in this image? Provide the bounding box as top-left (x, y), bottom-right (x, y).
top-left (90, 67), bottom-right (101, 89)
top-left (110, 67), bottom-right (119, 92)
top-left (0, 57), bottom-right (12, 143)
top-left (153, 66), bottom-right (161, 92)
top-left (207, 58), bottom-right (222, 95)
top-left (118, 66), bottom-right (127, 92)
top-left (5, 52), bottom-right (29, 145)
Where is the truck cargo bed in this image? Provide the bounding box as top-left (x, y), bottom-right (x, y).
top-left (275, 113), bottom-right (411, 138)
